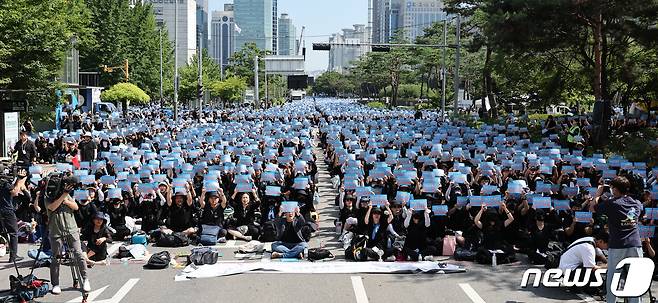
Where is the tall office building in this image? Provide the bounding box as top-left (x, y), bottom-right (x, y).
top-left (371, 0), bottom-right (444, 43)
top-left (328, 24), bottom-right (370, 74)
top-left (196, 0), bottom-right (209, 51)
top-left (278, 13), bottom-right (296, 56)
top-left (147, 0), bottom-right (197, 67)
top-left (234, 0), bottom-right (274, 52)
top-left (399, 0), bottom-right (445, 41)
top-left (210, 7), bottom-right (236, 75)
top-left (272, 0), bottom-right (278, 54)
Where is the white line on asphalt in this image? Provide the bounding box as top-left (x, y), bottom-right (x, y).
top-left (351, 276), bottom-right (369, 303)
top-left (66, 286), bottom-right (108, 303)
top-left (575, 293), bottom-right (597, 302)
top-left (95, 278), bottom-right (140, 303)
top-left (458, 283), bottom-right (486, 303)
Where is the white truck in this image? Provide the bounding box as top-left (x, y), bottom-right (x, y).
top-left (290, 90), bottom-right (305, 101)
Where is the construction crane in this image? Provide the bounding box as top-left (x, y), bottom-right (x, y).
top-left (296, 26), bottom-right (305, 56)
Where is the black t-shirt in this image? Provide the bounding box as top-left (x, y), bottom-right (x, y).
top-left (75, 202), bottom-right (98, 229)
top-left (281, 221), bottom-right (300, 243)
top-left (0, 182), bottom-right (15, 213)
top-left (596, 195), bottom-right (642, 248)
top-left (200, 204), bottom-right (224, 227)
top-left (168, 203), bottom-right (193, 232)
top-left (78, 140), bottom-right (97, 162)
top-left (108, 204), bottom-right (128, 227)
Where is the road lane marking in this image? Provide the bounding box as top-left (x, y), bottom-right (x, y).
top-left (459, 283), bottom-right (486, 303)
top-left (66, 286), bottom-right (108, 303)
top-left (351, 276), bottom-right (369, 303)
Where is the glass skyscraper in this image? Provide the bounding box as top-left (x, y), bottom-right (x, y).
top-left (278, 13), bottom-right (296, 55)
top-left (234, 0), bottom-right (274, 52)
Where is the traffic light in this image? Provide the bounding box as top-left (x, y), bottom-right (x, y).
top-left (371, 44), bottom-right (391, 52)
top-left (197, 84), bottom-right (203, 101)
top-left (312, 43), bottom-right (331, 51)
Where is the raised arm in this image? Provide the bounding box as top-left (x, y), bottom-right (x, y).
top-left (474, 206), bottom-right (485, 229)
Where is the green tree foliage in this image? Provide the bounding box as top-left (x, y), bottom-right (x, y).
top-left (178, 49), bottom-right (222, 103)
top-left (226, 43), bottom-right (268, 86)
top-left (210, 76), bottom-right (248, 104)
top-left (0, 0), bottom-right (92, 89)
top-left (81, 0), bottom-right (173, 99)
top-left (312, 71), bottom-right (355, 97)
top-left (101, 82), bottom-right (150, 104)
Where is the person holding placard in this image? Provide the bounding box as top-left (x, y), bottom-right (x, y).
top-left (589, 176), bottom-right (643, 303)
top-left (137, 182), bottom-right (168, 234)
top-left (74, 190), bottom-right (97, 231)
top-left (271, 206), bottom-right (308, 259)
top-left (402, 205), bottom-right (436, 261)
top-left (473, 203), bottom-right (516, 264)
top-left (362, 202), bottom-right (393, 261)
top-left (165, 185), bottom-right (197, 237)
top-left (198, 188), bottom-right (229, 244)
top-left (226, 191), bottom-right (261, 241)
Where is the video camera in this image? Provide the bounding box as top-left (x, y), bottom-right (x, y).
top-left (43, 172), bottom-right (80, 201)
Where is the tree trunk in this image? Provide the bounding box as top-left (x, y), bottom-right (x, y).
top-left (601, 23), bottom-right (609, 101)
top-left (420, 71), bottom-right (426, 100)
top-left (483, 45), bottom-right (498, 118)
top-left (593, 9), bottom-right (603, 101)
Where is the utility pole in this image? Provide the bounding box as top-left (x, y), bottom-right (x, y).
top-left (454, 15), bottom-right (461, 116)
top-left (159, 27), bottom-right (163, 108)
top-left (264, 71), bottom-right (268, 109)
top-left (173, 0), bottom-right (179, 120)
top-left (254, 56), bottom-right (259, 109)
top-left (441, 18), bottom-right (447, 120)
top-left (197, 30), bottom-right (203, 112)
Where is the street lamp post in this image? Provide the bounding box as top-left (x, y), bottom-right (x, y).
top-left (159, 27), bottom-right (163, 108)
top-left (454, 15), bottom-right (461, 116)
top-left (441, 19), bottom-right (447, 120)
top-left (173, 0), bottom-right (179, 120)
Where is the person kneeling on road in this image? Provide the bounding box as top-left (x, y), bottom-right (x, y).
top-left (271, 207), bottom-right (308, 259)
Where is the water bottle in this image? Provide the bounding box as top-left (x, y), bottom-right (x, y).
top-left (492, 252), bottom-right (497, 267)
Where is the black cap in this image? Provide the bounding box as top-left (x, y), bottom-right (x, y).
top-left (371, 207), bottom-right (383, 215)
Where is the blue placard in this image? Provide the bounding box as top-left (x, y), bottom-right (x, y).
top-left (645, 208), bottom-right (658, 220)
top-left (235, 182), bottom-right (253, 193)
top-left (395, 191), bottom-right (412, 204)
top-left (532, 197), bottom-right (552, 209)
top-left (432, 205), bottom-right (448, 216)
top-left (73, 190), bottom-right (90, 201)
top-left (535, 183), bottom-right (551, 194)
top-left (265, 186), bottom-right (281, 196)
top-left (356, 186), bottom-right (374, 197)
top-left (469, 196), bottom-right (483, 207)
top-left (456, 196), bottom-right (469, 207)
top-left (553, 200), bottom-right (570, 211)
top-left (370, 194), bottom-right (388, 206)
top-left (293, 177), bottom-right (309, 190)
top-left (576, 178), bottom-right (592, 187)
top-left (563, 186), bottom-right (579, 197)
top-left (575, 211), bottom-right (593, 223)
top-left (281, 201), bottom-right (298, 213)
top-left (639, 225), bottom-right (656, 238)
top-left (409, 199), bottom-right (427, 210)
top-left (100, 175), bottom-right (115, 185)
top-left (483, 196), bottom-right (502, 207)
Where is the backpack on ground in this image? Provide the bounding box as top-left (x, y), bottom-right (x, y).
top-left (345, 235), bottom-right (368, 261)
top-left (307, 248), bottom-right (334, 262)
top-left (199, 225), bottom-right (221, 246)
top-left (187, 247), bottom-right (219, 266)
top-left (259, 221), bottom-right (277, 242)
top-left (10, 274), bottom-right (49, 302)
top-left (156, 232), bottom-right (189, 247)
top-left (131, 232), bottom-right (148, 245)
top-left (144, 251), bottom-right (171, 269)
top-left (544, 240), bottom-right (594, 269)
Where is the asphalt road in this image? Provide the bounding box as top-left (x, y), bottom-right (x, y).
top-left (0, 131), bottom-right (655, 303)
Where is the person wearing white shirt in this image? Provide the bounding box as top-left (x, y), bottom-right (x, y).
top-left (559, 233), bottom-right (609, 270)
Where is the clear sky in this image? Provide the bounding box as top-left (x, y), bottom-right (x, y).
top-left (208, 0), bottom-right (369, 73)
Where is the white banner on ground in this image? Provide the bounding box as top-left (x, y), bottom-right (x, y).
top-left (175, 261), bottom-right (465, 281)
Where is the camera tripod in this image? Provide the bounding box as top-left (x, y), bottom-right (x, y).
top-left (56, 217), bottom-right (89, 303)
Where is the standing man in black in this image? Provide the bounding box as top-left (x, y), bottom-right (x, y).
top-left (77, 132), bottom-right (97, 162)
top-left (11, 130), bottom-right (37, 166)
top-left (0, 170), bottom-right (27, 262)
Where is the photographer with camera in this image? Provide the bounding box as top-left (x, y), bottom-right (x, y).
top-left (0, 170), bottom-right (28, 263)
top-left (45, 175), bottom-right (91, 295)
